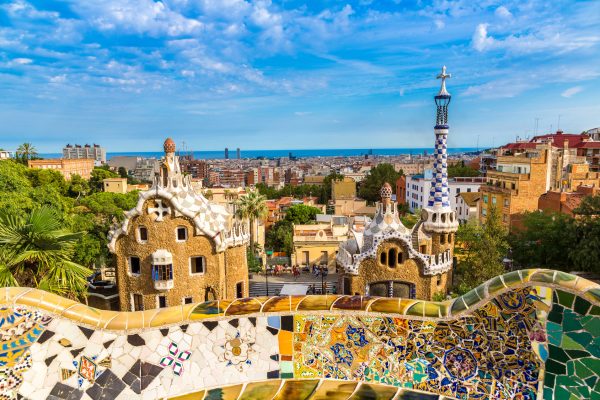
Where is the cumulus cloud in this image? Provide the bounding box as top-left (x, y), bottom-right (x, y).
top-left (472, 23), bottom-right (494, 51)
top-left (561, 86), bottom-right (583, 98)
top-left (13, 57), bottom-right (33, 64)
top-left (494, 6), bottom-right (512, 19)
top-left (472, 23), bottom-right (600, 54)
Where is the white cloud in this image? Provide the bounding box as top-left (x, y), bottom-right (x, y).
top-left (13, 57), bottom-right (33, 64)
top-left (294, 111), bottom-right (311, 116)
top-left (472, 23), bottom-right (600, 54)
top-left (472, 23), bottom-right (494, 52)
top-left (49, 74), bottom-right (67, 83)
top-left (494, 6), bottom-right (512, 19)
top-left (561, 86), bottom-right (583, 98)
top-left (73, 1), bottom-right (203, 36)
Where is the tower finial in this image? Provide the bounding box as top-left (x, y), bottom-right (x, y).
top-left (436, 66), bottom-right (451, 97)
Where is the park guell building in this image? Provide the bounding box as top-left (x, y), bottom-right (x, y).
top-left (1, 68), bottom-right (598, 400)
top-left (337, 66), bottom-right (458, 300)
top-left (107, 138), bottom-right (250, 311)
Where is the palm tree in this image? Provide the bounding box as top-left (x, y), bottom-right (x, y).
top-left (16, 142), bottom-right (38, 163)
top-left (0, 207), bottom-right (92, 298)
top-left (235, 190), bottom-right (268, 250)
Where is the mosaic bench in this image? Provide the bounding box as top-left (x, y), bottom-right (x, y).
top-left (0, 269), bottom-right (599, 399)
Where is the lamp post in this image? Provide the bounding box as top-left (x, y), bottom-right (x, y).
top-left (265, 249), bottom-right (273, 296)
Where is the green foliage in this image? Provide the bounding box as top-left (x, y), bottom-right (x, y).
top-left (118, 166), bottom-right (128, 178)
top-left (284, 204), bottom-right (321, 224)
top-left (15, 143), bottom-right (38, 164)
top-left (358, 163), bottom-right (402, 203)
top-left (0, 207), bottom-right (91, 298)
top-left (265, 220), bottom-right (293, 256)
top-left (68, 174), bottom-right (90, 199)
top-left (246, 247), bottom-right (262, 273)
top-left (89, 167), bottom-right (119, 192)
top-left (254, 172), bottom-right (343, 204)
top-left (447, 161), bottom-right (481, 178)
top-left (455, 205), bottom-right (507, 290)
top-left (509, 195), bottom-right (600, 274)
top-left (432, 291), bottom-right (447, 301)
top-left (509, 211), bottom-right (573, 270)
top-left (235, 190), bottom-right (268, 250)
top-left (400, 212), bottom-right (419, 229)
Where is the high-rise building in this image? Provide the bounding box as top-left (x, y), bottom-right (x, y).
top-left (236, 148), bottom-right (240, 159)
top-left (336, 67), bottom-right (457, 300)
top-left (224, 148), bottom-right (229, 159)
top-left (63, 144), bottom-right (106, 164)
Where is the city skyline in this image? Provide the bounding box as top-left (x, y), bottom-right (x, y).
top-left (1, 0), bottom-right (600, 152)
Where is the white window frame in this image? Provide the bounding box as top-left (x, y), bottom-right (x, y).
top-left (176, 226), bottom-right (188, 242)
top-left (137, 226), bottom-right (148, 243)
top-left (189, 256), bottom-right (206, 275)
top-left (182, 296), bottom-right (193, 305)
top-left (128, 256), bottom-right (141, 276)
top-left (130, 293), bottom-right (144, 311)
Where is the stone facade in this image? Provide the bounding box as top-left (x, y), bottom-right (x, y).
top-left (337, 68), bottom-right (458, 301)
top-left (109, 138), bottom-right (250, 311)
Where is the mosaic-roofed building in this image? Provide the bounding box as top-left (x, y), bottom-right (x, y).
top-left (108, 138), bottom-right (250, 311)
top-left (337, 67), bottom-right (458, 300)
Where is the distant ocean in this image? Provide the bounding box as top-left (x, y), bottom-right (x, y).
top-left (41, 147), bottom-right (480, 160)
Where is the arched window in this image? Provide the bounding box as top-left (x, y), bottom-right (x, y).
top-left (440, 235), bottom-right (446, 245)
top-left (397, 251), bottom-right (403, 264)
top-left (380, 251), bottom-right (387, 265)
top-left (388, 248), bottom-right (397, 267)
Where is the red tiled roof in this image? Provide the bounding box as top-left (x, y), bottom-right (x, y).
top-left (530, 133), bottom-right (589, 148)
top-left (502, 142), bottom-right (537, 150)
top-left (577, 142), bottom-right (600, 149)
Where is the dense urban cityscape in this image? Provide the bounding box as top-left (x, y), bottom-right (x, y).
top-left (1, 0), bottom-right (599, 399)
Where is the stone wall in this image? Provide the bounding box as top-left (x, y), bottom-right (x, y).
top-left (1, 269), bottom-right (599, 400)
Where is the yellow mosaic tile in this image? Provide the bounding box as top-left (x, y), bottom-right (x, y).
top-left (150, 306), bottom-right (183, 328)
top-left (310, 380), bottom-right (358, 400)
top-left (239, 380), bottom-right (282, 400)
top-left (331, 296), bottom-right (373, 311)
top-left (224, 298), bottom-right (262, 316)
top-left (205, 384), bottom-right (243, 400)
top-left (12, 289), bottom-right (44, 309)
top-left (296, 295), bottom-right (341, 311)
top-left (60, 304), bottom-right (103, 327)
top-left (36, 291), bottom-right (78, 315)
top-left (166, 389), bottom-right (206, 399)
top-left (261, 296), bottom-right (292, 313)
top-left (368, 298), bottom-right (401, 314)
top-left (273, 379), bottom-right (319, 400)
top-left (188, 301), bottom-right (222, 320)
top-left (348, 383), bottom-right (398, 400)
top-left (103, 311), bottom-right (129, 330)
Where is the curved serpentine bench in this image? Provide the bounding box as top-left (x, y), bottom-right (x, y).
top-left (0, 269), bottom-right (598, 399)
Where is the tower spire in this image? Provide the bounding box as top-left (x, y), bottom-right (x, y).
top-left (422, 67), bottom-right (458, 233)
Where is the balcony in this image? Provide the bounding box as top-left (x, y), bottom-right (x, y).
top-left (152, 264), bottom-right (174, 290)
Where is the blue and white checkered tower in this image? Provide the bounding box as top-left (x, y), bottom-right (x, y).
top-left (422, 66), bottom-right (459, 234)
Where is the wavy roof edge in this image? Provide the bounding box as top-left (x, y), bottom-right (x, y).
top-left (1, 269), bottom-right (598, 333)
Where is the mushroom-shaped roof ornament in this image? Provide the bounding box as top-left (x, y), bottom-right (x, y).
top-left (164, 137), bottom-right (176, 154)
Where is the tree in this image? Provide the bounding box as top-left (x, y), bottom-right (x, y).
top-left (509, 211), bottom-right (573, 270)
top-left (68, 174), bottom-right (90, 200)
top-left (455, 205), bottom-right (508, 292)
top-left (235, 191), bottom-right (268, 250)
top-left (569, 195), bottom-right (600, 274)
top-left (265, 220), bottom-right (293, 256)
top-left (89, 167), bottom-right (118, 192)
top-left (447, 161), bottom-right (481, 178)
top-left (284, 204), bottom-right (321, 224)
top-left (0, 207), bottom-right (92, 298)
top-left (15, 142), bottom-right (38, 164)
top-left (358, 164), bottom-right (402, 203)
top-left (118, 166), bottom-right (128, 178)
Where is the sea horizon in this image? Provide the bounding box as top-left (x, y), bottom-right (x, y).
top-left (40, 147), bottom-right (481, 160)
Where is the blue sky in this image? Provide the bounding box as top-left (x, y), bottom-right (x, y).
top-left (1, 0), bottom-right (599, 152)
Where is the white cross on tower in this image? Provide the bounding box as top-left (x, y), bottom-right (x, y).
top-left (148, 199), bottom-right (171, 222)
top-left (436, 65), bottom-right (451, 96)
